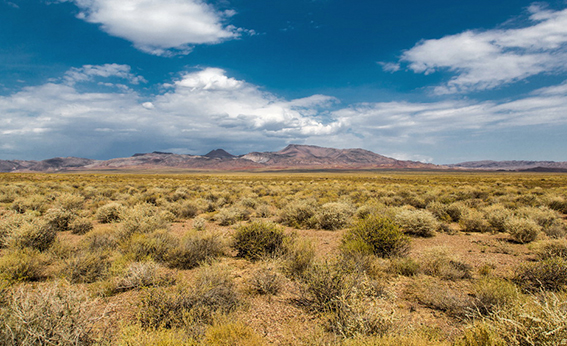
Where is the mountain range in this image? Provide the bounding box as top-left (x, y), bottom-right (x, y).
top-left (1, 144), bottom-right (566, 172)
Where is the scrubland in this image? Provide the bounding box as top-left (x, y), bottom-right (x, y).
top-left (0, 171), bottom-right (566, 345)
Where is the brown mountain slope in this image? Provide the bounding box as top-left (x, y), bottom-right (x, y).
top-left (1, 145), bottom-right (439, 172)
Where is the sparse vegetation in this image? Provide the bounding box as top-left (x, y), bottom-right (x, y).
top-left (0, 171), bottom-right (566, 344)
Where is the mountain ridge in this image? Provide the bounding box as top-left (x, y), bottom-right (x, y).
top-left (2, 145), bottom-right (566, 172)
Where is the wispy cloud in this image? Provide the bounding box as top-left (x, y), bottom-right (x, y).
top-left (67, 0), bottom-right (247, 56)
top-left (392, 4), bottom-right (567, 94)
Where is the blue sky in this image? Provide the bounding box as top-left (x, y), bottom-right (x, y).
top-left (2, 0), bottom-right (567, 163)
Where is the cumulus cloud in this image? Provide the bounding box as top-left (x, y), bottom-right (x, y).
top-left (0, 65), bottom-right (346, 159)
top-left (68, 0), bottom-right (243, 55)
top-left (396, 4), bottom-right (567, 93)
top-left (2, 64), bottom-right (567, 161)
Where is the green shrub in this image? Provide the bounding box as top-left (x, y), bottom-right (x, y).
top-left (483, 205), bottom-right (512, 233)
top-left (514, 257), bottom-right (567, 291)
top-left (505, 217), bottom-right (541, 244)
top-left (459, 209), bottom-right (490, 233)
top-left (119, 204), bottom-right (170, 239)
top-left (279, 200), bottom-right (316, 228)
top-left (281, 237), bottom-right (315, 278)
top-left (342, 216), bottom-right (410, 258)
top-left (472, 277), bottom-right (519, 315)
top-left (0, 282), bottom-right (105, 345)
top-left (63, 251), bottom-right (111, 284)
top-left (95, 202), bottom-right (124, 223)
top-left (10, 195), bottom-right (48, 214)
top-left (389, 257), bottom-right (420, 276)
top-left (6, 217), bottom-right (56, 252)
top-left (167, 200), bottom-right (199, 219)
top-left (300, 261), bottom-right (347, 312)
top-left (313, 202), bottom-right (355, 230)
top-left (394, 209), bottom-right (439, 237)
top-left (327, 297), bottom-right (397, 339)
top-left (214, 206), bottom-right (250, 226)
top-left (165, 231), bottom-right (225, 270)
top-left (232, 221), bottom-right (286, 260)
top-left (426, 201), bottom-right (451, 222)
top-left (126, 230), bottom-right (178, 263)
top-left (0, 249), bottom-right (44, 282)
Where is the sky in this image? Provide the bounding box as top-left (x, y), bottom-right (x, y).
top-left (2, 0), bottom-right (567, 164)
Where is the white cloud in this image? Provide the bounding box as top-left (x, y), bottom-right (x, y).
top-left (398, 5), bottom-right (567, 93)
top-left (69, 0), bottom-right (242, 56)
top-left (63, 64), bottom-right (146, 85)
top-left (2, 64), bottom-right (567, 161)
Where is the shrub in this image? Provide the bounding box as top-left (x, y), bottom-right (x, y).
top-left (542, 221), bottom-right (567, 239)
top-left (137, 265), bottom-right (239, 329)
top-left (514, 257), bottom-right (567, 291)
top-left (68, 217), bottom-right (94, 235)
top-left (409, 278), bottom-right (473, 318)
top-left (445, 202), bottom-right (468, 222)
top-left (394, 209), bottom-right (439, 237)
top-left (6, 217), bottom-right (56, 252)
top-left (281, 237), bottom-right (315, 278)
top-left (95, 202), bottom-right (124, 223)
top-left (459, 209), bottom-right (490, 233)
top-left (203, 320), bottom-right (264, 346)
top-left (300, 261), bottom-right (347, 312)
top-left (126, 230), bottom-right (178, 263)
top-left (388, 257), bottom-right (420, 276)
top-left (472, 277), bottom-right (519, 315)
top-left (426, 201), bottom-right (451, 222)
top-left (167, 200), bottom-right (199, 219)
top-left (63, 251), bottom-right (111, 284)
top-left (81, 227), bottom-right (119, 252)
top-left (0, 282), bottom-right (105, 345)
top-left (279, 200), bottom-right (316, 228)
top-left (313, 202), bottom-right (355, 230)
top-left (119, 203), bottom-right (170, 239)
top-left (515, 206), bottom-right (560, 229)
top-left (478, 292), bottom-right (567, 346)
top-left (483, 205), bottom-right (512, 233)
top-left (117, 325), bottom-right (197, 346)
top-left (232, 221), bottom-right (286, 260)
top-left (547, 196), bottom-right (567, 213)
top-left (53, 193), bottom-right (84, 211)
top-left (10, 195), bottom-right (48, 214)
top-left (165, 231), bottom-right (225, 270)
top-left (193, 217), bottom-right (206, 231)
top-left (505, 217), bottom-right (541, 244)
top-left (247, 262), bottom-right (283, 295)
top-left (420, 247), bottom-right (471, 280)
top-left (342, 216), bottom-right (410, 258)
top-left (0, 249), bottom-right (44, 282)
top-left (43, 207), bottom-right (76, 232)
top-left (533, 239), bottom-right (567, 260)
top-left (214, 206), bottom-right (250, 226)
top-left (327, 297), bottom-right (397, 338)
top-left (114, 261), bottom-right (175, 292)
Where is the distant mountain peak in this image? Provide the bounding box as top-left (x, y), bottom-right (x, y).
top-left (204, 149), bottom-right (235, 159)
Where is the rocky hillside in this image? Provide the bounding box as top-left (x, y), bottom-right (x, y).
top-left (450, 160), bottom-right (567, 172)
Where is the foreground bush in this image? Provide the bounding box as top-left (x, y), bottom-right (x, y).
top-left (232, 221), bottom-right (286, 260)
top-left (0, 282), bottom-right (105, 345)
top-left (342, 216), bottom-right (410, 258)
top-left (5, 217), bottom-right (56, 252)
top-left (165, 231), bottom-right (225, 269)
top-left (278, 200), bottom-right (316, 229)
top-left (420, 247), bottom-right (471, 280)
top-left (0, 249), bottom-right (44, 282)
top-left (95, 202), bottom-right (124, 223)
top-left (138, 264), bottom-right (239, 329)
top-left (119, 204), bottom-right (171, 239)
top-left (514, 256), bottom-right (567, 291)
